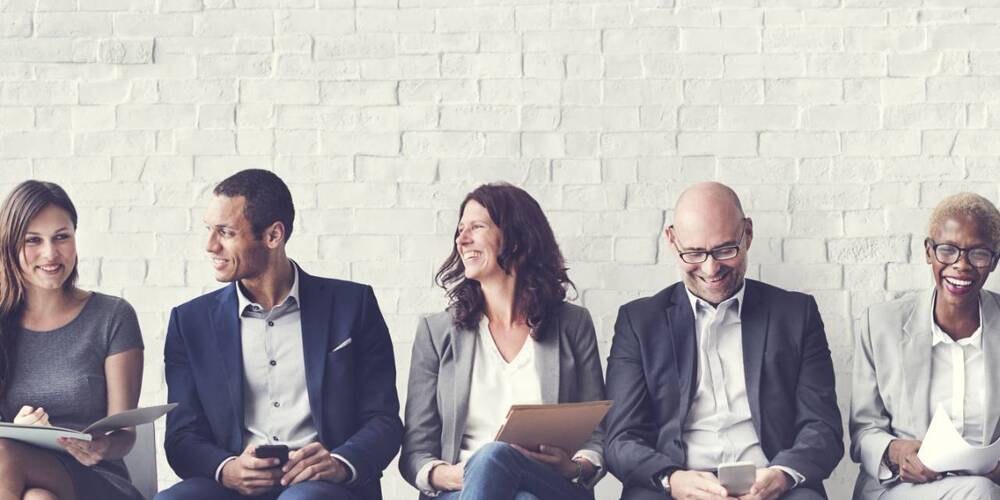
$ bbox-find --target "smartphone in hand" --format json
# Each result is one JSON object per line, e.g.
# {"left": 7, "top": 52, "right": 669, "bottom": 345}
{"left": 255, "top": 444, "right": 289, "bottom": 466}
{"left": 718, "top": 461, "right": 756, "bottom": 496}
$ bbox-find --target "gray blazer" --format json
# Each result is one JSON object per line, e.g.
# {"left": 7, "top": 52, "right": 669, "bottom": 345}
{"left": 850, "top": 288, "right": 1000, "bottom": 500}
{"left": 399, "top": 302, "right": 606, "bottom": 497}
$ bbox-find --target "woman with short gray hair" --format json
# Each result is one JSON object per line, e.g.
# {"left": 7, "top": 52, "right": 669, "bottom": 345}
{"left": 851, "top": 192, "right": 1000, "bottom": 499}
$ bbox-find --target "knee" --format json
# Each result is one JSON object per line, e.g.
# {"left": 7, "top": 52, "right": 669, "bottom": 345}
{"left": 954, "top": 476, "right": 1000, "bottom": 497}
{"left": 277, "top": 481, "right": 354, "bottom": 500}
{"left": 468, "top": 442, "right": 518, "bottom": 466}
{"left": 23, "top": 488, "right": 58, "bottom": 500}
{"left": 513, "top": 492, "right": 539, "bottom": 500}
{"left": 154, "top": 478, "right": 221, "bottom": 500}
{"left": 0, "top": 439, "right": 27, "bottom": 477}
{"left": 779, "top": 488, "right": 824, "bottom": 500}
{"left": 0, "top": 438, "right": 24, "bottom": 463}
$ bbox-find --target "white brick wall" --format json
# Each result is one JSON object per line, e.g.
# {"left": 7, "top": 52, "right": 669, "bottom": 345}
{"left": 2, "top": 1, "right": 1000, "bottom": 498}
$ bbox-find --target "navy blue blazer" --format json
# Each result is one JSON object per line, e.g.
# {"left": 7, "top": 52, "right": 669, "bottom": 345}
{"left": 163, "top": 268, "right": 403, "bottom": 499}
{"left": 604, "top": 279, "right": 844, "bottom": 499}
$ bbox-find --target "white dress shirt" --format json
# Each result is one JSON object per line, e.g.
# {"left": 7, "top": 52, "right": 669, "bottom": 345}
{"left": 215, "top": 263, "right": 356, "bottom": 483}
{"left": 928, "top": 299, "right": 985, "bottom": 444}
{"left": 678, "top": 284, "right": 804, "bottom": 486}
{"left": 415, "top": 317, "right": 604, "bottom": 496}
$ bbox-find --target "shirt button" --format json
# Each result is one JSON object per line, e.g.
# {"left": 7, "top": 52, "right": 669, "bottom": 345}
{"left": 273, "top": 402, "right": 280, "bottom": 408}
{"left": 269, "top": 360, "right": 277, "bottom": 366}
{"left": 268, "top": 321, "right": 274, "bottom": 327}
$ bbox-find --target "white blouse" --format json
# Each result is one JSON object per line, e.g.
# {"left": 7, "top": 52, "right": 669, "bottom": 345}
{"left": 459, "top": 317, "right": 543, "bottom": 462}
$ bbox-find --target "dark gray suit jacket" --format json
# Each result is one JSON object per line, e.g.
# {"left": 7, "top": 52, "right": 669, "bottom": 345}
{"left": 399, "top": 302, "right": 606, "bottom": 498}
{"left": 604, "top": 279, "right": 844, "bottom": 499}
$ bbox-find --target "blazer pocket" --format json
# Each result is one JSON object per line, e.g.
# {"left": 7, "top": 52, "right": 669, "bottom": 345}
{"left": 330, "top": 337, "right": 352, "bottom": 353}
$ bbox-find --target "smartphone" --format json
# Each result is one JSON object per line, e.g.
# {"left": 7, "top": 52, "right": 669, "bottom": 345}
{"left": 255, "top": 444, "right": 289, "bottom": 466}
{"left": 718, "top": 461, "right": 756, "bottom": 496}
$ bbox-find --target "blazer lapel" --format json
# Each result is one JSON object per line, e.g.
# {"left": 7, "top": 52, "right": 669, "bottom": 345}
{"left": 537, "top": 316, "right": 560, "bottom": 404}
{"left": 980, "top": 290, "right": 1000, "bottom": 444}
{"left": 665, "top": 285, "right": 698, "bottom": 409}
{"left": 451, "top": 322, "right": 476, "bottom": 459}
{"left": 211, "top": 284, "right": 245, "bottom": 446}
{"left": 902, "top": 289, "right": 934, "bottom": 434}
{"left": 740, "top": 281, "right": 768, "bottom": 439}
{"left": 298, "top": 270, "right": 332, "bottom": 439}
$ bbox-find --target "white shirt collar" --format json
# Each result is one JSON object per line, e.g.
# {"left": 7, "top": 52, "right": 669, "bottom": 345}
{"left": 930, "top": 291, "right": 984, "bottom": 349}
{"left": 236, "top": 261, "right": 301, "bottom": 313}
{"left": 685, "top": 280, "right": 746, "bottom": 320}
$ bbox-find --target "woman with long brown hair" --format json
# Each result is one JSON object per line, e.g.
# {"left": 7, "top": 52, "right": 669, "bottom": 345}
{"left": 0, "top": 181, "right": 144, "bottom": 500}
{"left": 400, "top": 183, "right": 606, "bottom": 500}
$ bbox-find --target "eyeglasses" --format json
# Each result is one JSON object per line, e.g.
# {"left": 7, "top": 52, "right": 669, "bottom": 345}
{"left": 670, "top": 221, "right": 748, "bottom": 265}
{"left": 926, "top": 239, "right": 998, "bottom": 269}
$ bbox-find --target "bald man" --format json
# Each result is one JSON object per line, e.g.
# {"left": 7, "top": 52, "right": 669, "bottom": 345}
{"left": 604, "top": 182, "right": 843, "bottom": 500}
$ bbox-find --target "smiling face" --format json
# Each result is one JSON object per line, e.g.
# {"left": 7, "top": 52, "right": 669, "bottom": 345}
{"left": 669, "top": 216, "right": 751, "bottom": 306}
{"left": 203, "top": 194, "right": 270, "bottom": 283}
{"left": 19, "top": 204, "right": 77, "bottom": 292}
{"left": 668, "top": 182, "right": 753, "bottom": 306}
{"left": 455, "top": 200, "right": 506, "bottom": 283}
{"left": 927, "top": 214, "right": 997, "bottom": 307}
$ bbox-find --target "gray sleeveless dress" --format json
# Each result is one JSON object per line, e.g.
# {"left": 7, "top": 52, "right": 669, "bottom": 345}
{"left": 0, "top": 292, "right": 144, "bottom": 500}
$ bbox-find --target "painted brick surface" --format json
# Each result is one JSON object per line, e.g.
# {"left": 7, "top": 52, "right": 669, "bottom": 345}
{"left": 2, "top": 1, "right": 1000, "bottom": 498}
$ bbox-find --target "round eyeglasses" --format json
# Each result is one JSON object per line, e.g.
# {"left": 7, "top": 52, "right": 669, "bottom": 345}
{"left": 926, "top": 239, "right": 998, "bottom": 269}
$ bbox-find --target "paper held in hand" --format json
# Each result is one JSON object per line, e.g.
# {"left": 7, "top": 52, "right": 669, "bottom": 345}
{"left": 494, "top": 400, "right": 612, "bottom": 453}
{"left": 917, "top": 404, "right": 1000, "bottom": 475}
{"left": 0, "top": 403, "right": 177, "bottom": 452}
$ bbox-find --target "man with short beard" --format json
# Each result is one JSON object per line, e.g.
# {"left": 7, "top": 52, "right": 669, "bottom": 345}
{"left": 604, "top": 182, "right": 843, "bottom": 500}
{"left": 156, "top": 169, "right": 402, "bottom": 500}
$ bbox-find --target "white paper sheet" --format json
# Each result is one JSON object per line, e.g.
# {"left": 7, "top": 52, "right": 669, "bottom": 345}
{"left": 917, "top": 405, "right": 1000, "bottom": 474}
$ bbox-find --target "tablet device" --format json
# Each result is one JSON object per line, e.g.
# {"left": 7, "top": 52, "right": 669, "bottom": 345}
{"left": 494, "top": 401, "right": 612, "bottom": 453}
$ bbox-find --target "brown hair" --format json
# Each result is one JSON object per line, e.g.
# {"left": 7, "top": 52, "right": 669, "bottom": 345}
{"left": 0, "top": 180, "right": 79, "bottom": 393}
{"left": 435, "top": 183, "right": 575, "bottom": 337}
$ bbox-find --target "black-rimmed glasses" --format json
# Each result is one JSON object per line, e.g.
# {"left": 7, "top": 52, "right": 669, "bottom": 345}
{"left": 670, "top": 221, "right": 748, "bottom": 264}
{"left": 926, "top": 238, "right": 998, "bottom": 269}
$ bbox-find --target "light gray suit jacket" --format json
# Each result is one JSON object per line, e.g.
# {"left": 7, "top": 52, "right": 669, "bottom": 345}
{"left": 850, "top": 288, "right": 1000, "bottom": 500}
{"left": 399, "top": 302, "right": 606, "bottom": 498}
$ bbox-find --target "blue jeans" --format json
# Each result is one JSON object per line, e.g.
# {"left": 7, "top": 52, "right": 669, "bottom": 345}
{"left": 437, "top": 442, "right": 593, "bottom": 500}
{"left": 153, "top": 477, "right": 359, "bottom": 500}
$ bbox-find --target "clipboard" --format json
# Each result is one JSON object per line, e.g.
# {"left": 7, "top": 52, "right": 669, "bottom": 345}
{"left": 494, "top": 400, "right": 611, "bottom": 453}
{"left": 0, "top": 403, "right": 177, "bottom": 451}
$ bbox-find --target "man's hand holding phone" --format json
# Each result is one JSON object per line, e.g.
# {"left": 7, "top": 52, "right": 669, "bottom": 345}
{"left": 718, "top": 461, "right": 756, "bottom": 496}
{"left": 220, "top": 444, "right": 285, "bottom": 495}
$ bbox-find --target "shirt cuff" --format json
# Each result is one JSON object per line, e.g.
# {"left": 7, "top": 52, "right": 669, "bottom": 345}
{"left": 330, "top": 453, "right": 357, "bottom": 485}
{"left": 215, "top": 456, "right": 238, "bottom": 483}
{"left": 878, "top": 446, "right": 900, "bottom": 483}
{"left": 769, "top": 465, "right": 805, "bottom": 488}
{"left": 416, "top": 460, "right": 449, "bottom": 497}
{"left": 572, "top": 449, "right": 605, "bottom": 488}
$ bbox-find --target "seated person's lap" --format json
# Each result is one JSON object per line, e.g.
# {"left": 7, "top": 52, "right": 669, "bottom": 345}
{"left": 155, "top": 477, "right": 359, "bottom": 500}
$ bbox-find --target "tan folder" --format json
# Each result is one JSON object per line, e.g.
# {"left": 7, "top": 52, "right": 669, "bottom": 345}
{"left": 494, "top": 400, "right": 612, "bottom": 453}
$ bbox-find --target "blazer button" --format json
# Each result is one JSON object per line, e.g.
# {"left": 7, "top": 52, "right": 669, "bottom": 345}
{"left": 270, "top": 360, "right": 277, "bottom": 366}
{"left": 273, "top": 402, "right": 280, "bottom": 408}
{"left": 268, "top": 321, "right": 274, "bottom": 327}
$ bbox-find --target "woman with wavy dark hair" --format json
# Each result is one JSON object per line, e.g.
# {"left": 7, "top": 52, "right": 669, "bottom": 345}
{"left": 400, "top": 183, "right": 606, "bottom": 500}
{"left": 0, "top": 181, "right": 144, "bottom": 500}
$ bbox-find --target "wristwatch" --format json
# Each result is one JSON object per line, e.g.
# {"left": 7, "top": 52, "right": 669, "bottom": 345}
{"left": 656, "top": 467, "right": 681, "bottom": 495}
